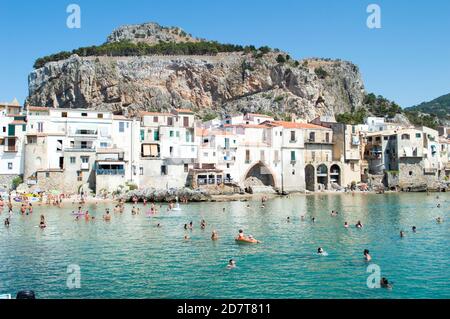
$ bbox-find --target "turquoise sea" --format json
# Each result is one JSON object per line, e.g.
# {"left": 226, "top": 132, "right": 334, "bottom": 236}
{"left": 0, "top": 193, "right": 449, "bottom": 299}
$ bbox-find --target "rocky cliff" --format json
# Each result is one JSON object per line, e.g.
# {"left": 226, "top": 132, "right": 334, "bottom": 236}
{"left": 26, "top": 23, "right": 366, "bottom": 120}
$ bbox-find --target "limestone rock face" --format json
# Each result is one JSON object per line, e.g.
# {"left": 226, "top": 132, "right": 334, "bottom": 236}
{"left": 107, "top": 22, "right": 199, "bottom": 45}
{"left": 26, "top": 24, "right": 366, "bottom": 121}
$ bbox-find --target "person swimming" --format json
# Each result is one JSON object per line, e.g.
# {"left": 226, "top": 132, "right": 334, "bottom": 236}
{"left": 317, "top": 247, "right": 328, "bottom": 256}
{"left": 400, "top": 231, "right": 405, "bottom": 238}
{"left": 364, "top": 249, "right": 371, "bottom": 262}
{"left": 103, "top": 209, "right": 111, "bottom": 221}
{"left": 39, "top": 215, "right": 46, "bottom": 229}
{"left": 311, "top": 217, "right": 316, "bottom": 223}
{"left": 436, "top": 217, "right": 443, "bottom": 223}
{"left": 211, "top": 230, "right": 219, "bottom": 240}
{"left": 227, "top": 259, "right": 236, "bottom": 269}
{"left": 344, "top": 222, "right": 349, "bottom": 228}
{"left": 4, "top": 218, "right": 10, "bottom": 227}
{"left": 380, "top": 277, "right": 393, "bottom": 289}
{"left": 184, "top": 224, "right": 188, "bottom": 230}
{"left": 287, "top": 217, "right": 291, "bottom": 223}
{"left": 356, "top": 221, "right": 363, "bottom": 228}
{"left": 412, "top": 226, "right": 417, "bottom": 233}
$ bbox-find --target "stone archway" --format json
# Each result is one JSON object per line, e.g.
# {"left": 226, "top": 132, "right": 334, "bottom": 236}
{"left": 244, "top": 162, "right": 275, "bottom": 187}
{"left": 317, "top": 164, "right": 328, "bottom": 190}
{"left": 330, "top": 164, "right": 341, "bottom": 186}
{"left": 305, "top": 164, "right": 315, "bottom": 191}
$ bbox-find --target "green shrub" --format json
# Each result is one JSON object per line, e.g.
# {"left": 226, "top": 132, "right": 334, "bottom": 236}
{"left": 11, "top": 176, "right": 23, "bottom": 190}
{"left": 276, "top": 54, "right": 286, "bottom": 63}
{"left": 314, "top": 67, "right": 328, "bottom": 79}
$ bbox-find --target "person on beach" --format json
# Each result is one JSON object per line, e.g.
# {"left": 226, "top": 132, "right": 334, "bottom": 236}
{"left": 211, "top": 230, "right": 219, "bottom": 240}
{"left": 364, "top": 249, "right": 371, "bottom": 261}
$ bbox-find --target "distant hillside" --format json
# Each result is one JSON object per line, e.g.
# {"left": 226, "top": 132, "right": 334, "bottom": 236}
{"left": 406, "top": 93, "right": 450, "bottom": 120}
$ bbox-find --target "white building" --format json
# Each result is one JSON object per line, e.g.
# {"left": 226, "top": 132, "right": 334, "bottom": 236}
{"left": 0, "top": 103, "right": 26, "bottom": 188}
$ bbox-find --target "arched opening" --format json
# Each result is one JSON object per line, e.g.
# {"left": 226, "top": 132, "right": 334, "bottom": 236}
{"left": 330, "top": 164, "right": 341, "bottom": 186}
{"left": 245, "top": 162, "right": 275, "bottom": 187}
{"left": 317, "top": 164, "right": 328, "bottom": 190}
{"left": 305, "top": 165, "right": 315, "bottom": 191}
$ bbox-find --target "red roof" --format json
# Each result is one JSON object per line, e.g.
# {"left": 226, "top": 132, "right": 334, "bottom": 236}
{"left": 27, "top": 106, "right": 49, "bottom": 112}
{"left": 174, "top": 108, "right": 194, "bottom": 114}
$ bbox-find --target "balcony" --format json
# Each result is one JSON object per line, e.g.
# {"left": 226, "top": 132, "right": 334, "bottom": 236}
{"left": 96, "top": 169, "right": 125, "bottom": 176}
{"left": 80, "top": 163, "right": 90, "bottom": 170}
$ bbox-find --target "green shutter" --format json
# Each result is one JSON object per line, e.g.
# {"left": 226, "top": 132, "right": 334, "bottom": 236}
{"left": 8, "top": 125, "right": 15, "bottom": 136}
{"left": 291, "top": 151, "right": 296, "bottom": 161}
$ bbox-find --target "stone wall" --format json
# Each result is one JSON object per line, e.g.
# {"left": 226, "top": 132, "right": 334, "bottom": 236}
{"left": 0, "top": 174, "right": 20, "bottom": 190}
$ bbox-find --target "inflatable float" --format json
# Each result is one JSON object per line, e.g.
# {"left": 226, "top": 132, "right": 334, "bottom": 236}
{"left": 235, "top": 237, "right": 260, "bottom": 244}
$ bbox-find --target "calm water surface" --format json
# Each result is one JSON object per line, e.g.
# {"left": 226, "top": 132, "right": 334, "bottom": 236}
{"left": 0, "top": 193, "right": 449, "bottom": 299}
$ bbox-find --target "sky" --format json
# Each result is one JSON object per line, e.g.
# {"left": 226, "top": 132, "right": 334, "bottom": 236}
{"left": 0, "top": 0, "right": 449, "bottom": 108}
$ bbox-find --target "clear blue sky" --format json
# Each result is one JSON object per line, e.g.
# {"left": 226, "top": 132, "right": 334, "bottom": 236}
{"left": 0, "top": 0, "right": 449, "bottom": 107}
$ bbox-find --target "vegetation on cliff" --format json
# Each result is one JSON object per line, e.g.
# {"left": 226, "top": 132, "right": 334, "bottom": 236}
{"left": 33, "top": 40, "right": 272, "bottom": 69}
{"left": 406, "top": 93, "right": 450, "bottom": 121}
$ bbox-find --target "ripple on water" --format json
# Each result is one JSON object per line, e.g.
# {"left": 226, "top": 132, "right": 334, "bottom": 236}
{"left": 0, "top": 193, "right": 449, "bottom": 299}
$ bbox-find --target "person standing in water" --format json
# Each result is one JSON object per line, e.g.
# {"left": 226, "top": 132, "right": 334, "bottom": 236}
{"left": 227, "top": 259, "right": 236, "bottom": 269}
{"left": 211, "top": 230, "right": 219, "bottom": 241}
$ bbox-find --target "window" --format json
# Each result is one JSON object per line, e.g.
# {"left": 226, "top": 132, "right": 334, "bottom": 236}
{"left": 375, "top": 137, "right": 381, "bottom": 142}
{"left": 384, "top": 136, "right": 388, "bottom": 140}
{"left": 352, "top": 126, "right": 356, "bottom": 134}
{"left": 409, "top": 171, "right": 413, "bottom": 176}
{"left": 119, "top": 122, "right": 125, "bottom": 132}
{"left": 81, "top": 113, "right": 88, "bottom": 117}
{"left": 100, "top": 142, "right": 108, "bottom": 148}
{"left": 7, "top": 162, "right": 12, "bottom": 170}
{"left": 245, "top": 150, "right": 251, "bottom": 163}
{"left": 140, "top": 167, "right": 144, "bottom": 175}
{"left": 170, "top": 146, "right": 174, "bottom": 155}
{"left": 350, "top": 162, "right": 355, "bottom": 171}
{"left": 184, "top": 164, "right": 189, "bottom": 173}
{"left": 57, "top": 139, "right": 63, "bottom": 151}
{"left": 161, "top": 165, "right": 167, "bottom": 175}
{"left": 70, "top": 157, "right": 76, "bottom": 164}
{"left": 153, "top": 130, "right": 159, "bottom": 141}
{"left": 203, "top": 152, "right": 208, "bottom": 157}
{"left": 368, "top": 137, "right": 373, "bottom": 142}
{"left": 260, "top": 150, "right": 265, "bottom": 162}
{"left": 27, "top": 136, "right": 37, "bottom": 144}
{"left": 309, "top": 132, "right": 315, "bottom": 142}
{"left": 97, "top": 113, "right": 103, "bottom": 119}
{"left": 77, "top": 171, "right": 82, "bottom": 181}
{"left": 2, "top": 127, "right": 5, "bottom": 133}
{"left": 140, "top": 129, "right": 145, "bottom": 141}
{"left": 401, "top": 134, "right": 410, "bottom": 140}
{"left": 183, "top": 117, "right": 189, "bottom": 127}
{"left": 62, "top": 112, "right": 67, "bottom": 118}
{"left": 416, "top": 133, "right": 421, "bottom": 138}
{"left": 46, "top": 172, "right": 50, "bottom": 178}
{"left": 176, "top": 131, "right": 180, "bottom": 138}
{"left": 290, "top": 131, "right": 296, "bottom": 142}
{"left": 81, "top": 141, "right": 87, "bottom": 149}
{"left": 168, "top": 117, "right": 173, "bottom": 126}
{"left": 325, "top": 133, "right": 330, "bottom": 143}
{"left": 291, "top": 151, "right": 296, "bottom": 162}
{"left": 37, "top": 122, "right": 44, "bottom": 133}
{"left": 81, "top": 156, "right": 89, "bottom": 163}
{"left": 227, "top": 164, "right": 230, "bottom": 169}
{"left": 153, "top": 116, "right": 158, "bottom": 123}
{"left": 292, "top": 170, "right": 296, "bottom": 175}
{"left": 274, "top": 150, "right": 279, "bottom": 162}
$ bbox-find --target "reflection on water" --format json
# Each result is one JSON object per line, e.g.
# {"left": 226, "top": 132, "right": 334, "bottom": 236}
{"left": 0, "top": 193, "right": 448, "bottom": 299}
